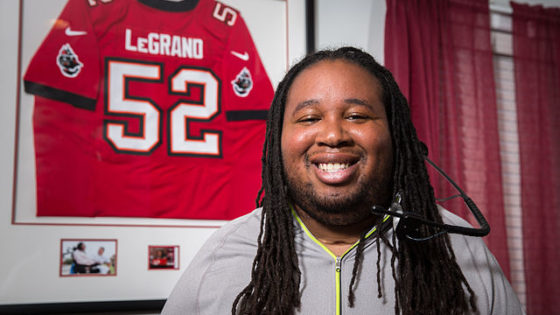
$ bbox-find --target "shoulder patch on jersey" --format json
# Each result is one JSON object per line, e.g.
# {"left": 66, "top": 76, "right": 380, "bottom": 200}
{"left": 57, "top": 44, "right": 83, "bottom": 78}
{"left": 231, "top": 67, "right": 253, "bottom": 97}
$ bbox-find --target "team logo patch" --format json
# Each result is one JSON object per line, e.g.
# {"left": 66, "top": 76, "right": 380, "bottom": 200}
{"left": 231, "top": 67, "right": 253, "bottom": 97}
{"left": 57, "top": 43, "right": 83, "bottom": 78}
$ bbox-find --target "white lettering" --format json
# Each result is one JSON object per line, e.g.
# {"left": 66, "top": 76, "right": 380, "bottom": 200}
{"left": 137, "top": 37, "right": 148, "bottom": 53}
{"left": 148, "top": 33, "right": 159, "bottom": 54}
{"left": 182, "top": 37, "right": 192, "bottom": 58}
{"left": 160, "top": 34, "right": 171, "bottom": 56}
{"left": 194, "top": 39, "right": 203, "bottom": 59}
{"left": 125, "top": 29, "right": 137, "bottom": 51}
{"left": 171, "top": 36, "right": 182, "bottom": 57}
{"left": 124, "top": 28, "right": 203, "bottom": 60}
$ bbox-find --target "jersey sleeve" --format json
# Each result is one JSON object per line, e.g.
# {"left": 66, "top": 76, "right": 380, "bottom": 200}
{"left": 222, "top": 9, "right": 274, "bottom": 121}
{"left": 23, "top": 0, "right": 100, "bottom": 111}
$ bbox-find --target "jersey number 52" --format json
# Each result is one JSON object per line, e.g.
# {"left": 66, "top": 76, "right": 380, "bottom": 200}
{"left": 104, "top": 59, "right": 222, "bottom": 158}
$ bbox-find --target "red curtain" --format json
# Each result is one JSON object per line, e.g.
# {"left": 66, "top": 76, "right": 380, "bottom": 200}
{"left": 385, "top": 0, "right": 511, "bottom": 277}
{"left": 511, "top": 3, "right": 560, "bottom": 314}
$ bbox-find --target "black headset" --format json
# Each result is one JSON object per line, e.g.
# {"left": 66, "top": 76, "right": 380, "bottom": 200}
{"left": 371, "top": 143, "right": 491, "bottom": 242}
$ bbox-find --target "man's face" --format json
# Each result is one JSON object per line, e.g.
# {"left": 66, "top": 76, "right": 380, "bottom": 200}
{"left": 281, "top": 60, "right": 393, "bottom": 227}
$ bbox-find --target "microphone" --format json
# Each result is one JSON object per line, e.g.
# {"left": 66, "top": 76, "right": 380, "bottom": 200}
{"left": 372, "top": 192, "right": 446, "bottom": 241}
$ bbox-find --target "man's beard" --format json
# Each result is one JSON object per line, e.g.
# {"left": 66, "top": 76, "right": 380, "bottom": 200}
{"left": 285, "top": 172, "right": 392, "bottom": 227}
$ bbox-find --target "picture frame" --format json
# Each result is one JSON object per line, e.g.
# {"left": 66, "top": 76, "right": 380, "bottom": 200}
{"left": 12, "top": 0, "right": 291, "bottom": 228}
{"left": 60, "top": 239, "right": 118, "bottom": 277}
{"left": 0, "top": 0, "right": 306, "bottom": 312}
{"left": 148, "top": 245, "right": 180, "bottom": 270}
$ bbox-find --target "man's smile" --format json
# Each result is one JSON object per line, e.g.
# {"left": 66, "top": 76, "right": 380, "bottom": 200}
{"left": 317, "top": 162, "right": 351, "bottom": 172}
{"left": 307, "top": 152, "right": 361, "bottom": 185}
{"left": 313, "top": 162, "right": 359, "bottom": 184}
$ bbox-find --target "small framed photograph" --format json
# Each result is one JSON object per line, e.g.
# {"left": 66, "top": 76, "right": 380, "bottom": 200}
{"left": 148, "top": 245, "right": 179, "bottom": 270}
{"left": 60, "top": 239, "right": 117, "bottom": 277}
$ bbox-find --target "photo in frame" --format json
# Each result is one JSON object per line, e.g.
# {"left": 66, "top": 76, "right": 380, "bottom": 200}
{"left": 60, "top": 239, "right": 117, "bottom": 277}
{"left": 148, "top": 245, "right": 180, "bottom": 270}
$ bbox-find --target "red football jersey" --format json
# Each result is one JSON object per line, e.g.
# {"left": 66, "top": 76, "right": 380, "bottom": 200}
{"left": 23, "top": 0, "right": 273, "bottom": 220}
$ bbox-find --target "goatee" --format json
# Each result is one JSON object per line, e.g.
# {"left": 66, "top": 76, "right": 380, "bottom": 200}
{"left": 285, "top": 175, "right": 391, "bottom": 227}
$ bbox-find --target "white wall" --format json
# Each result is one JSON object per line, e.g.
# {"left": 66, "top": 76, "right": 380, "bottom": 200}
{"left": 316, "top": 0, "right": 387, "bottom": 64}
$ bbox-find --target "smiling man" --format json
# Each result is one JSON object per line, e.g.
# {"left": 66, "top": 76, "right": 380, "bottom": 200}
{"left": 281, "top": 59, "right": 393, "bottom": 243}
{"left": 163, "top": 47, "right": 523, "bottom": 315}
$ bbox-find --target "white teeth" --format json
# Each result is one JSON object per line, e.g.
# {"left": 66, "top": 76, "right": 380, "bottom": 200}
{"left": 318, "top": 163, "right": 350, "bottom": 172}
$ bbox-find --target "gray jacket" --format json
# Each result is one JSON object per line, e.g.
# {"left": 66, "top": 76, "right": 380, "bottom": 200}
{"left": 162, "top": 207, "right": 524, "bottom": 314}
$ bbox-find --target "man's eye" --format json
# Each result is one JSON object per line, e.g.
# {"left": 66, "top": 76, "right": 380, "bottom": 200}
{"left": 298, "top": 116, "right": 320, "bottom": 123}
{"left": 347, "top": 114, "right": 367, "bottom": 120}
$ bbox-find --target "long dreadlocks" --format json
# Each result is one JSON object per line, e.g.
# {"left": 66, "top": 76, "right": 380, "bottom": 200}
{"left": 232, "top": 47, "right": 477, "bottom": 315}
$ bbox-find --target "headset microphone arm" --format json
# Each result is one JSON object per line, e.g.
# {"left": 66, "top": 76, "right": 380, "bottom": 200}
{"left": 425, "top": 157, "right": 490, "bottom": 237}
{"left": 372, "top": 156, "right": 490, "bottom": 240}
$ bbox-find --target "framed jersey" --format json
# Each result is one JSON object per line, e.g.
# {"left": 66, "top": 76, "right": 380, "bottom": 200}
{"left": 15, "top": 0, "right": 286, "bottom": 223}
{"left": 3, "top": 0, "right": 302, "bottom": 311}
{"left": 1, "top": 0, "right": 310, "bottom": 311}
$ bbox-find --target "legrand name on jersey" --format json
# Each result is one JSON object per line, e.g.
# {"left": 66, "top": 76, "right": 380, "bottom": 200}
{"left": 124, "top": 28, "right": 203, "bottom": 59}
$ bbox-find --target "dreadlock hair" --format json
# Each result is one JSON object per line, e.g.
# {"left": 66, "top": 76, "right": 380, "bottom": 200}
{"left": 232, "top": 47, "right": 477, "bottom": 315}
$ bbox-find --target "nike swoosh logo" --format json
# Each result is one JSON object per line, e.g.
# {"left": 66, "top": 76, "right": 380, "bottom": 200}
{"left": 231, "top": 51, "right": 249, "bottom": 61}
{"left": 65, "top": 27, "right": 87, "bottom": 36}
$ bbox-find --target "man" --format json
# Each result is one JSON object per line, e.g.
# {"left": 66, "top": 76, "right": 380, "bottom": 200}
{"left": 72, "top": 242, "right": 99, "bottom": 274}
{"left": 163, "top": 47, "right": 523, "bottom": 314}
{"left": 93, "top": 246, "right": 112, "bottom": 274}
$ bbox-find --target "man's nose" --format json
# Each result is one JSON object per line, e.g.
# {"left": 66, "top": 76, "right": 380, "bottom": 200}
{"left": 316, "top": 117, "right": 352, "bottom": 147}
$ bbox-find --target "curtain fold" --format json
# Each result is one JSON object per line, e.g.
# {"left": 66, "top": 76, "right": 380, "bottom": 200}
{"left": 385, "top": 0, "right": 511, "bottom": 277}
{"left": 511, "top": 3, "right": 560, "bottom": 314}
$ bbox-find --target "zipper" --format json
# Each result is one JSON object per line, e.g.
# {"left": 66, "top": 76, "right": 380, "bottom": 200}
{"left": 335, "top": 256, "right": 342, "bottom": 315}
{"left": 291, "top": 207, "right": 391, "bottom": 315}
